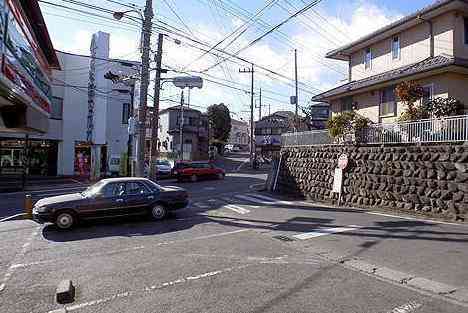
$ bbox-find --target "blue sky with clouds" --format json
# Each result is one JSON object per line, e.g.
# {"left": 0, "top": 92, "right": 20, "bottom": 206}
{"left": 39, "top": 0, "right": 437, "bottom": 121}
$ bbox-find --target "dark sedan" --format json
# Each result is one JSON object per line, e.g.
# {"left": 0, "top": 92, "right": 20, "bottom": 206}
{"left": 33, "top": 177, "right": 189, "bottom": 230}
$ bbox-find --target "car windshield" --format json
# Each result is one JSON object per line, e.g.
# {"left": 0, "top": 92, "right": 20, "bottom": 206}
{"left": 81, "top": 181, "right": 105, "bottom": 197}
{"left": 157, "top": 160, "right": 170, "bottom": 166}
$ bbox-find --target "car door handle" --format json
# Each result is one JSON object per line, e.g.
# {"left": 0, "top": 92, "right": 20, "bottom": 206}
{"left": 116, "top": 198, "right": 124, "bottom": 203}
{"left": 147, "top": 196, "right": 154, "bottom": 200}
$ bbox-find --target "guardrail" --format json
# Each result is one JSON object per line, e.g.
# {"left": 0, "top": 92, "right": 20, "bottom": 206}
{"left": 281, "top": 115, "right": 468, "bottom": 147}
{"left": 281, "top": 130, "right": 333, "bottom": 147}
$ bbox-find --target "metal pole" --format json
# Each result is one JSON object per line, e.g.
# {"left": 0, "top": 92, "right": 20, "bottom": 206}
{"left": 135, "top": 0, "right": 153, "bottom": 177}
{"left": 179, "top": 90, "right": 185, "bottom": 160}
{"left": 259, "top": 88, "right": 262, "bottom": 120}
{"left": 149, "top": 33, "right": 164, "bottom": 180}
{"left": 250, "top": 64, "right": 254, "bottom": 168}
{"left": 127, "top": 84, "right": 135, "bottom": 176}
{"left": 21, "top": 133, "right": 29, "bottom": 190}
{"left": 294, "top": 49, "right": 298, "bottom": 119}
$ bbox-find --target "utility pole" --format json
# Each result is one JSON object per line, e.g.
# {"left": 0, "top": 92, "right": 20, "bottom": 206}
{"left": 135, "top": 0, "right": 153, "bottom": 177}
{"left": 149, "top": 33, "right": 164, "bottom": 180}
{"left": 294, "top": 49, "right": 298, "bottom": 119}
{"left": 179, "top": 90, "right": 185, "bottom": 160}
{"left": 259, "top": 88, "right": 262, "bottom": 120}
{"left": 239, "top": 64, "right": 254, "bottom": 167}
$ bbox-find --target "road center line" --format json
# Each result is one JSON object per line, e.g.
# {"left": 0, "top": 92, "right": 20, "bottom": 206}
{"left": 293, "top": 226, "right": 362, "bottom": 240}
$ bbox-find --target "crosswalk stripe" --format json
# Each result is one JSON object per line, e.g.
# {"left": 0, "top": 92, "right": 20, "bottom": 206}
{"left": 293, "top": 225, "right": 362, "bottom": 240}
{"left": 247, "top": 193, "right": 293, "bottom": 204}
{"left": 223, "top": 204, "right": 250, "bottom": 214}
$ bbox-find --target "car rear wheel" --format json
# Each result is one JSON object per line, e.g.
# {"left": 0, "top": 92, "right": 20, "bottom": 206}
{"left": 151, "top": 204, "right": 167, "bottom": 220}
{"left": 55, "top": 211, "right": 76, "bottom": 230}
{"left": 190, "top": 174, "right": 198, "bottom": 182}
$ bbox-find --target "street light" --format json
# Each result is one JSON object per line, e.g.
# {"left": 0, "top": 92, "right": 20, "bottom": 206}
{"left": 112, "top": 9, "right": 144, "bottom": 21}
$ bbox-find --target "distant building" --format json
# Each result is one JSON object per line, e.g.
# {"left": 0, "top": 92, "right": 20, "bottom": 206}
{"left": 307, "top": 102, "right": 330, "bottom": 130}
{"left": 227, "top": 119, "right": 249, "bottom": 149}
{"left": 156, "top": 105, "right": 209, "bottom": 160}
{"left": 1, "top": 31, "right": 139, "bottom": 178}
{"left": 254, "top": 111, "right": 300, "bottom": 156}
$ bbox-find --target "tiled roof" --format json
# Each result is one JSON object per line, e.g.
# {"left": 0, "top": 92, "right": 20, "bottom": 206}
{"left": 312, "top": 55, "right": 468, "bottom": 101}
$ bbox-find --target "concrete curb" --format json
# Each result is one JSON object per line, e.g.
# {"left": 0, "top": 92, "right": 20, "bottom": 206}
{"left": 0, "top": 213, "right": 27, "bottom": 223}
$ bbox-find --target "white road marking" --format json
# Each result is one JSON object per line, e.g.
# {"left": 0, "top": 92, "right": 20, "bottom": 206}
{"left": 0, "top": 227, "right": 40, "bottom": 292}
{"left": 203, "top": 187, "right": 216, "bottom": 191}
{"left": 235, "top": 159, "right": 249, "bottom": 172}
{"left": 192, "top": 202, "right": 211, "bottom": 209}
{"left": 366, "top": 212, "right": 463, "bottom": 226}
{"left": 155, "top": 229, "right": 249, "bottom": 246}
{"left": 385, "top": 301, "right": 422, "bottom": 313}
{"left": 10, "top": 246, "right": 146, "bottom": 270}
{"left": 293, "top": 225, "right": 362, "bottom": 240}
{"left": 57, "top": 264, "right": 251, "bottom": 312}
{"left": 223, "top": 204, "right": 250, "bottom": 214}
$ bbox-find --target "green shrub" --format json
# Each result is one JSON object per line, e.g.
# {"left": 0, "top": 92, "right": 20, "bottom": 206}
{"left": 327, "top": 111, "right": 371, "bottom": 142}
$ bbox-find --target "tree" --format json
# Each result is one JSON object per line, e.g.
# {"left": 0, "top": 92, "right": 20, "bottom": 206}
{"left": 207, "top": 103, "right": 232, "bottom": 154}
{"left": 395, "top": 81, "right": 427, "bottom": 121}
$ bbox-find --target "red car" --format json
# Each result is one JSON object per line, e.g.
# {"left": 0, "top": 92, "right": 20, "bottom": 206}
{"left": 172, "top": 161, "right": 225, "bottom": 182}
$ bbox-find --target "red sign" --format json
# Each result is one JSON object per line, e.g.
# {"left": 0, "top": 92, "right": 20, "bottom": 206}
{"left": 338, "top": 154, "right": 348, "bottom": 169}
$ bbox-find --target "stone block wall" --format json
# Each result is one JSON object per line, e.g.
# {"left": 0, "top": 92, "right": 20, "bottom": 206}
{"left": 277, "top": 144, "right": 468, "bottom": 220}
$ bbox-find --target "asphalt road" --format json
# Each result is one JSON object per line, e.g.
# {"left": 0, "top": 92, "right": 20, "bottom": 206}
{"left": 1, "top": 153, "right": 468, "bottom": 312}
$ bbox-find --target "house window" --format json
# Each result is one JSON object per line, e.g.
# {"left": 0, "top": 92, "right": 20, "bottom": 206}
{"left": 380, "top": 86, "right": 396, "bottom": 116}
{"left": 122, "top": 103, "right": 130, "bottom": 124}
{"left": 392, "top": 36, "right": 400, "bottom": 60}
{"left": 341, "top": 96, "right": 353, "bottom": 112}
{"left": 364, "top": 47, "right": 372, "bottom": 69}
{"left": 50, "top": 97, "right": 63, "bottom": 120}
{"left": 464, "top": 17, "right": 468, "bottom": 45}
{"left": 421, "top": 85, "right": 433, "bottom": 105}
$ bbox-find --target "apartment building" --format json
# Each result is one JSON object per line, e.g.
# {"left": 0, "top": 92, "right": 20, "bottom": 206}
{"left": 227, "top": 119, "right": 249, "bottom": 150}
{"left": 157, "top": 106, "right": 209, "bottom": 160}
{"left": 313, "top": 0, "right": 468, "bottom": 123}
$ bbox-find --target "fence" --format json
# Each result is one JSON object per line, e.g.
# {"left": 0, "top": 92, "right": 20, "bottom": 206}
{"left": 281, "top": 130, "right": 332, "bottom": 147}
{"left": 281, "top": 115, "right": 468, "bottom": 147}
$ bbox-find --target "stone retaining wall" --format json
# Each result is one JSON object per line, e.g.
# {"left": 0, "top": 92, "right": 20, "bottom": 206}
{"left": 277, "top": 144, "right": 468, "bottom": 221}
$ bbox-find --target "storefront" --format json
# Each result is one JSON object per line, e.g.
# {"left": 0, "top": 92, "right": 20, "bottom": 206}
{"left": 0, "top": 137, "right": 58, "bottom": 176}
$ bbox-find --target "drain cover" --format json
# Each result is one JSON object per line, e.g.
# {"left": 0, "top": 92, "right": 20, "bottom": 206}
{"left": 273, "top": 235, "right": 295, "bottom": 242}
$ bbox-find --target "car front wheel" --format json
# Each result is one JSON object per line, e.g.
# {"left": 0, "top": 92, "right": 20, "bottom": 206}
{"left": 151, "top": 204, "right": 167, "bottom": 220}
{"left": 55, "top": 211, "right": 75, "bottom": 230}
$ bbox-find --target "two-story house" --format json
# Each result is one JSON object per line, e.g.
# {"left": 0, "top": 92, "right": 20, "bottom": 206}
{"left": 312, "top": 0, "right": 468, "bottom": 123}
{"left": 227, "top": 119, "right": 249, "bottom": 150}
{"left": 157, "top": 105, "right": 209, "bottom": 160}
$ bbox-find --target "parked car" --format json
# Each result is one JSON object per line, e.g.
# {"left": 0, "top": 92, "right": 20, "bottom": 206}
{"left": 32, "top": 177, "right": 189, "bottom": 230}
{"left": 172, "top": 161, "right": 225, "bottom": 182}
{"left": 156, "top": 159, "right": 172, "bottom": 178}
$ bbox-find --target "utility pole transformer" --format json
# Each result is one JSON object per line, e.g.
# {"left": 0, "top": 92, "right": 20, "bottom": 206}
{"left": 149, "top": 33, "right": 164, "bottom": 180}
{"left": 239, "top": 64, "right": 255, "bottom": 167}
{"left": 135, "top": 0, "right": 153, "bottom": 177}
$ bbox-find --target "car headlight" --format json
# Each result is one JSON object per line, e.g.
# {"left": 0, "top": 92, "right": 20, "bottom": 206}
{"left": 33, "top": 206, "right": 48, "bottom": 213}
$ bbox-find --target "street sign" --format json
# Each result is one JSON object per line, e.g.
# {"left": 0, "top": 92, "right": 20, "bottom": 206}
{"left": 332, "top": 168, "right": 343, "bottom": 193}
{"left": 338, "top": 153, "right": 348, "bottom": 169}
{"left": 172, "top": 76, "right": 203, "bottom": 89}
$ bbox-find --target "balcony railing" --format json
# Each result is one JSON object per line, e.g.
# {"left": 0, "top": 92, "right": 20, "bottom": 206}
{"left": 281, "top": 115, "right": 468, "bottom": 147}
{"left": 363, "top": 115, "right": 468, "bottom": 144}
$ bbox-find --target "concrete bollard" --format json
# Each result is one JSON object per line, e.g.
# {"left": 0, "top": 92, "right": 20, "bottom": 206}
{"left": 24, "top": 194, "right": 32, "bottom": 219}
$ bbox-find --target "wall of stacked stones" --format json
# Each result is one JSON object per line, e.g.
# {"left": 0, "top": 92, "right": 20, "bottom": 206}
{"left": 277, "top": 144, "right": 468, "bottom": 220}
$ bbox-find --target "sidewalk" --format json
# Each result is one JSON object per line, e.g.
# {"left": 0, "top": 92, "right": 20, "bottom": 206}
{"left": 0, "top": 175, "right": 88, "bottom": 193}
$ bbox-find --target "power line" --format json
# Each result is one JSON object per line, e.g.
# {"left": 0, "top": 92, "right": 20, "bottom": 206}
{"left": 182, "top": 0, "right": 279, "bottom": 71}
{"left": 41, "top": 0, "right": 324, "bottom": 95}
{"left": 201, "top": 0, "right": 324, "bottom": 72}
{"left": 161, "top": 0, "right": 196, "bottom": 37}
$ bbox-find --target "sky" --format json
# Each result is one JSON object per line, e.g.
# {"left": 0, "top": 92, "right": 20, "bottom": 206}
{"left": 39, "top": 0, "right": 437, "bottom": 122}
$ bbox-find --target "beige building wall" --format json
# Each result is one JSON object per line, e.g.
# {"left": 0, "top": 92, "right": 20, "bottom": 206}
{"left": 350, "top": 12, "right": 456, "bottom": 81}
{"left": 329, "top": 71, "right": 468, "bottom": 124}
